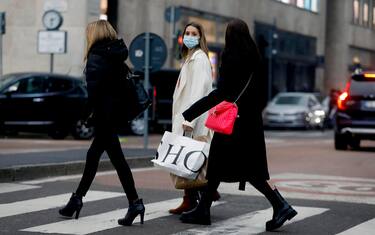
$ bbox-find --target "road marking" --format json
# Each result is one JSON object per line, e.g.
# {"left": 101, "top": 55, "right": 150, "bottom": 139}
{"left": 21, "top": 199, "right": 225, "bottom": 235}
{"left": 21, "top": 167, "right": 158, "bottom": 185}
{"left": 0, "top": 183, "right": 40, "bottom": 194}
{"left": 0, "top": 190, "right": 123, "bottom": 219}
{"left": 175, "top": 206, "right": 328, "bottom": 235}
{"left": 218, "top": 173, "right": 375, "bottom": 205}
{"left": 336, "top": 218, "right": 375, "bottom": 235}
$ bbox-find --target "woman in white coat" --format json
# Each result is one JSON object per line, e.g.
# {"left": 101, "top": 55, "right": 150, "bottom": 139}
{"left": 169, "top": 22, "right": 220, "bottom": 215}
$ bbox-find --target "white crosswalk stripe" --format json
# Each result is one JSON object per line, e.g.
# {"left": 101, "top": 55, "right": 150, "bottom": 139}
{"left": 21, "top": 199, "right": 225, "bottom": 235}
{"left": 0, "top": 183, "right": 40, "bottom": 194}
{"left": 336, "top": 218, "right": 375, "bottom": 235}
{"left": 0, "top": 190, "right": 123, "bottom": 219}
{"left": 175, "top": 206, "right": 328, "bottom": 235}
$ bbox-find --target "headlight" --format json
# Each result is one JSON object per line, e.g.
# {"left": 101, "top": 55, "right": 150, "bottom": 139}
{"left": 313, "top": 110, "right": 325, "bottom": 116}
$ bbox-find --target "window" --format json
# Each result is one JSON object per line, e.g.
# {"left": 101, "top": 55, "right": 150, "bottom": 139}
{"left": 353, "top": 0, "right": 375, "bottom": 27}
{"left": 297, "top": 0, "right": 304, "bottom": 8}
{"left": 279, "top": 0, "right": 319, "bottom": 12}
{"left": 46, "top": 78, "right": 73, "bottom": 92}
{"left": 14, "top": 77, "right": 46, "bottom": 94}
{"left": 353, "top": 0, "right": 360, "bottom": 24}
{"left": 311, "top": 0, "right": 319, "bottom": 12}
{"left": 363, "top": 0, "right": 369, "bottom": 26}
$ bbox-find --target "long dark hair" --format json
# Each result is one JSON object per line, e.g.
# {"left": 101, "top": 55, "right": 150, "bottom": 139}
{"left": 181, "top": 22, "right": 209, "bottom": 59}
{"left": 222, "top": 19, "right": 261, "bottom": 63}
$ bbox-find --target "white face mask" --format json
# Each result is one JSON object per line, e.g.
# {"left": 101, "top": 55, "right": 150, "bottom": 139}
{"left": 183, "top": 36, "right": 200, "bottom": 49}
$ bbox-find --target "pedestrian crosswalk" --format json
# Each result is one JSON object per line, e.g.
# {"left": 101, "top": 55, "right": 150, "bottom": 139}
{"left": 0, "top": 182, "right": 374, "bottom": 235}
{"left": 176, "top": 206, "right": 328, "bottom": 235}
{"left": 0, "top": 191, "right": 123, "bottom": 219}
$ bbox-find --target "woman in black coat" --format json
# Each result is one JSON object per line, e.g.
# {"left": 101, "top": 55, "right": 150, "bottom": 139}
{"left": 180, "top": 19, "right": 297, "bottom": 231}
{"left": 58, "top": 20, "right": 144, "bottom": 226}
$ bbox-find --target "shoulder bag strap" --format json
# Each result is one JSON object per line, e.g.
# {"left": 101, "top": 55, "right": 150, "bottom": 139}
{"left": 234, "top": 72, "right": 254, "bottom": 104}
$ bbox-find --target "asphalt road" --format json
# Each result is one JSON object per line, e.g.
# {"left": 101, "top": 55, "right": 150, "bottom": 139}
{"left": 1, "top": 130, "right": 375, "bottom": 234}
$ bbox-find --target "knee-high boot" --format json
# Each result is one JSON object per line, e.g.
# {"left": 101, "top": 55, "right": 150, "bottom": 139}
{"left": 266, "top": 188, "right": 297, "bottom": 231}
{"left": 179, "top": 191, "right": 212, "bottom": 225}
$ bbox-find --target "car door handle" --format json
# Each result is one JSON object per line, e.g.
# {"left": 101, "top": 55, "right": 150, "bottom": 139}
{"left": 33, "top": 98, "right": 44, "bottom": 102}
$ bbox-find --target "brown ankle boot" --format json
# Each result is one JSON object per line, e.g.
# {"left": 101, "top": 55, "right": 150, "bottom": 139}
{"left": 169, "top": 195, "right": 198, "bottom": 215}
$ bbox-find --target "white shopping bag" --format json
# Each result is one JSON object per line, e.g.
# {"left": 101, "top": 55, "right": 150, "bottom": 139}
{"left": 152, "top": 131, "right": 210, "bottom": 180}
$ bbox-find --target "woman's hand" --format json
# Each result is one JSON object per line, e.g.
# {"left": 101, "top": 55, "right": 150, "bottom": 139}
{"left": 182, "top": 124, "right": 194, "bottom": 132}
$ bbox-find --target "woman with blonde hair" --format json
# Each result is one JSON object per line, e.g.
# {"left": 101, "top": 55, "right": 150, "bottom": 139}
{"left": 58, "top": 20, "right": 145, "bottom": 226}
{"left": 169, "top": 22, "right": 220, "bottom": 215}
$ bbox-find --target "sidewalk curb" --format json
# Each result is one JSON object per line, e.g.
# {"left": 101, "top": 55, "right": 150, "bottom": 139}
{"left": 0, "top": 156, "right": 154, "bottom": 182}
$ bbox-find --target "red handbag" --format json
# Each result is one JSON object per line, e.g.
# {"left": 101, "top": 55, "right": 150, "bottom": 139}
{"left": 205, "top": 73, "right": 253, "bottom": 135}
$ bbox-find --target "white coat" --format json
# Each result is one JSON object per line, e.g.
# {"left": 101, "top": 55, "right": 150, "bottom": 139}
{"left": 172, "top": 49, "right": 213, "bottom": 139}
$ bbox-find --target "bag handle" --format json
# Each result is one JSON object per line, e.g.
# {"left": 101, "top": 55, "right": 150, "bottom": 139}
{"left": 234, "top": 72, "right": 254, "bottom": 104}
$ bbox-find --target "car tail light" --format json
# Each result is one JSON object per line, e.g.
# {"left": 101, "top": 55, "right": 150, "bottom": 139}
{"left": 337, "top": 92, "right": 348, "bottom": 110}
{"left": 364, "top": 73, "right": 375, "bottom": 78}
{"left": 337, "top": 82, "right": 350, "bottom": 110}
{"left": 153, "top": 86, "right": 157, "bottom": 97}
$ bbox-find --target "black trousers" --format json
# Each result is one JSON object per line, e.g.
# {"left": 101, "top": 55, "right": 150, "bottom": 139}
{"left": 75, "top": 126, "right": 138, "bottom": 202}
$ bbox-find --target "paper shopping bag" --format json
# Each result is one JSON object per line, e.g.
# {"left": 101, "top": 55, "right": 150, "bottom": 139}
{"left": 152, "top": 131, "right": 210, "bottom": 180}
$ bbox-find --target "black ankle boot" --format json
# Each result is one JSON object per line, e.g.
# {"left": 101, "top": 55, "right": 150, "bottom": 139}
{"left": 180, "top": 191, "right": 212, "bottom": 225}
{"left": 118, "top": 198, "right": 145, "bottom": 226}
{"left": 266, "top": 189, "right": 297, "bottom": 231}
{"left": 59, "top": 193, "right": 83, "bottom": 219}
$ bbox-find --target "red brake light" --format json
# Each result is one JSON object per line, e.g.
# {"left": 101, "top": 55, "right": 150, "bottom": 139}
{"left": 337, "top": 91, "right": 348, "bottom": 110}
{"left": 153, "top": 87, "right": 157, "bottom": 97}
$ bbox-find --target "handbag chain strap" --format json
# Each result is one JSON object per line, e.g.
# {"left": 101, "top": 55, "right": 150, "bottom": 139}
{"left": 233, "top": 72, "right": 254, "bottom": 104}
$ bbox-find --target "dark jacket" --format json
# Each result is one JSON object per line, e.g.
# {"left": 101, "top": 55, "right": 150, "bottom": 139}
{"left": 85, "top": 38, "right": 128, "bottom": 130}
{"left": 183, "top": 53, "right": 270, "bottom": 184}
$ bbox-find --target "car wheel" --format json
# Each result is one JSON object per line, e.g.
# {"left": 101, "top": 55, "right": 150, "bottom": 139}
{"left": 334, "top": 132, "right": 347, "bottom": 150}
{"left": 72, "top": 120, "right": 95, "bottom": 140}
{"left": 130, "top": 118, "right": 145, "bottom": 136}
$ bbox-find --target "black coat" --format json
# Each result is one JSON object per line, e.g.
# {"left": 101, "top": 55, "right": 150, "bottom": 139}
{"left": 183, "top": 53, "right": 270, "bottom": 184}
{"left": 85, "top": 39, "right": 128, "bottom": 130}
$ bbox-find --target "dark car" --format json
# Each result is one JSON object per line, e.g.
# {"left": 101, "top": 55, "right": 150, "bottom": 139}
{"left": 334, "top": 71, "right": 375, "bottom": 150}
{"left": 0, "top": 72, "right": 94, "bottom": 139}
{"left": 129, "top": 69, "right": 179, "bottom": 135}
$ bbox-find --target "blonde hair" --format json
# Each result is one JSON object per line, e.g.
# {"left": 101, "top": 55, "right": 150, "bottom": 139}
{"left": 84, "top": 20, "right": 117, "bottom": 61}
{"left": 181, "top": 22, "right": 209, "bottom": 59}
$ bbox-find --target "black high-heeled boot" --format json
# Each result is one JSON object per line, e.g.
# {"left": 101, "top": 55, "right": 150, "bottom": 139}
{"left": 59, "top": 193, "right": 83, "bottom": 219}
{"left": 180, "top": 191, "right": 212, "bottom": 225}
{"left": 266, "top": 189, "right": 297, "bottom": 231}
{"left": 118, "top": 198, "right": 145, "bottom": 226}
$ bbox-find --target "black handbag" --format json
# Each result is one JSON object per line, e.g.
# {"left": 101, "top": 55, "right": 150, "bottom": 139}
{"left": 122, "top": 64, "right": 152, "bottom": 122}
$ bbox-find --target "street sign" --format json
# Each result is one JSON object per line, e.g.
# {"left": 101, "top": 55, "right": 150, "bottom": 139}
{"left": 164, "top": 6, "right": 181, "bottom": 23}
{"left": 129, "top": 32, "right": 167, "bottom": 72}
{"left": 37, "top": 31, "right": 67, "bottom": 54}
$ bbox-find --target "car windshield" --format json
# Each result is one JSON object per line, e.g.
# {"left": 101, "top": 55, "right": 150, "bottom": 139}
{"left": 0, "top": 74, "right": 17, "bottom": 90}
{"left": 274, "top": 96, "right": 305, "bottom": 105}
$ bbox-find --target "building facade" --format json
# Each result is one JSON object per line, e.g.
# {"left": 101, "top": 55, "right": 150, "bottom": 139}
{"left": 325, "top": 0, "right": 375, "bottom": 91}
{"left": 0, "top": 0, "right": 102, "bottom": 77}
{"left": 1, "top": 0, "right": 374, "bottom": 100}
{"left": 116, "top": 0, "right": 327, "bottom": 99}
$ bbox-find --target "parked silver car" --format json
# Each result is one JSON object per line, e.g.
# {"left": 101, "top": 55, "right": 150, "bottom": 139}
{"left": 263, "top": 92, "right": 326, "bottom": 129}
